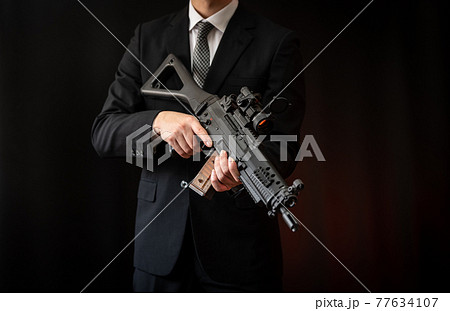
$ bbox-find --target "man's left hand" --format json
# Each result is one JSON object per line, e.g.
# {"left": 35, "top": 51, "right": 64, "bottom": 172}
{"left": 211, "top": 150, "right": 241, "bottom": 192}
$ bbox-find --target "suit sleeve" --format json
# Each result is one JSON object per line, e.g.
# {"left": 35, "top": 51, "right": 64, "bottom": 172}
{"left": 259, "top": 30, "right": 305, "bottom": 178}
{"left": 91, "top": 24, "right": 162, "bottom": 158}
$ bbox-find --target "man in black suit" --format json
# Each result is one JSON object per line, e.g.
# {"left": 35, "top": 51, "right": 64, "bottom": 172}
{"left": 92, "top": 0, "right": 304, "bottom": 292}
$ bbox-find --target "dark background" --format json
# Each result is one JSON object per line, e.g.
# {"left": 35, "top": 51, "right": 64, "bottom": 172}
{"left": 0, "top": 0, "right": 448, "bottom": 292}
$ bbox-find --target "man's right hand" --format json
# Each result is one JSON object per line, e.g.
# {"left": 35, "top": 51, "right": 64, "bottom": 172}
{"left": 152, "top": 111, "right": 212, "bottom": 158}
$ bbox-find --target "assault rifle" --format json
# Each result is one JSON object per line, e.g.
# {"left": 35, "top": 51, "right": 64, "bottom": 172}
{"left": 141, "top": 54, "right": 303, "bottom": 232}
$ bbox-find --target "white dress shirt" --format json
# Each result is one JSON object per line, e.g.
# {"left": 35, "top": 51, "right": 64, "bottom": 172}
{"left": 188, "top": 0, "right": 239, "bottom": 68}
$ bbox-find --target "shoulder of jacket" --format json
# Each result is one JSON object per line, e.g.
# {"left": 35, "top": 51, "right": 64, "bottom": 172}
{"left": 237, "top": 5, "right": 294, "bottom": 38}
{"left": 140, "top": 8, "right": 184, "bottom": 31}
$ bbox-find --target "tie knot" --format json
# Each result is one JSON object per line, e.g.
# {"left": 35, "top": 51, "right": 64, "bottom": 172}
{"left": 196, "top": 21, "right": 214, "bottom": 38}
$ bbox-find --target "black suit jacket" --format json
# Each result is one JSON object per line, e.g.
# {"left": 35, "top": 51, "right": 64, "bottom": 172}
{"left": 92, "top": 4, "right": 304, "bottom": 284}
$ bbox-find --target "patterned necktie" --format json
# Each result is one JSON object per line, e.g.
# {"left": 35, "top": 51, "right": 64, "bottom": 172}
{"left": 192, "top": 21, "right": 214, "bottom": 88}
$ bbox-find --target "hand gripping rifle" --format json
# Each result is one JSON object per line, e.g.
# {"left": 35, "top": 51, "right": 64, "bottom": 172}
{"left": 141, "top": 54, "right": 303, "bottom": 232}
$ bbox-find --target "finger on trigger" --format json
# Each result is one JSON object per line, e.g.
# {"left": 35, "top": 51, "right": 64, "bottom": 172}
{"left": 193, "top": 123, "right": 212, "bottom": 148}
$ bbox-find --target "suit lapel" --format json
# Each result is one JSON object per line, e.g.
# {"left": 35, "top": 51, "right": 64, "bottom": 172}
{"left": 166, "top": 6, "right": 191, "bottom": 71}
{"left": 203, "top": 5, "right": 255, "bottom": 94}
{"left": 165, "top": 5, "right": 255, "bottom": 95}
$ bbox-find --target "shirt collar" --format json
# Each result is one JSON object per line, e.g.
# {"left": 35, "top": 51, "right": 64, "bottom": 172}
{"left": 188, "top": 0, "right": 239, "bottom": 33}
